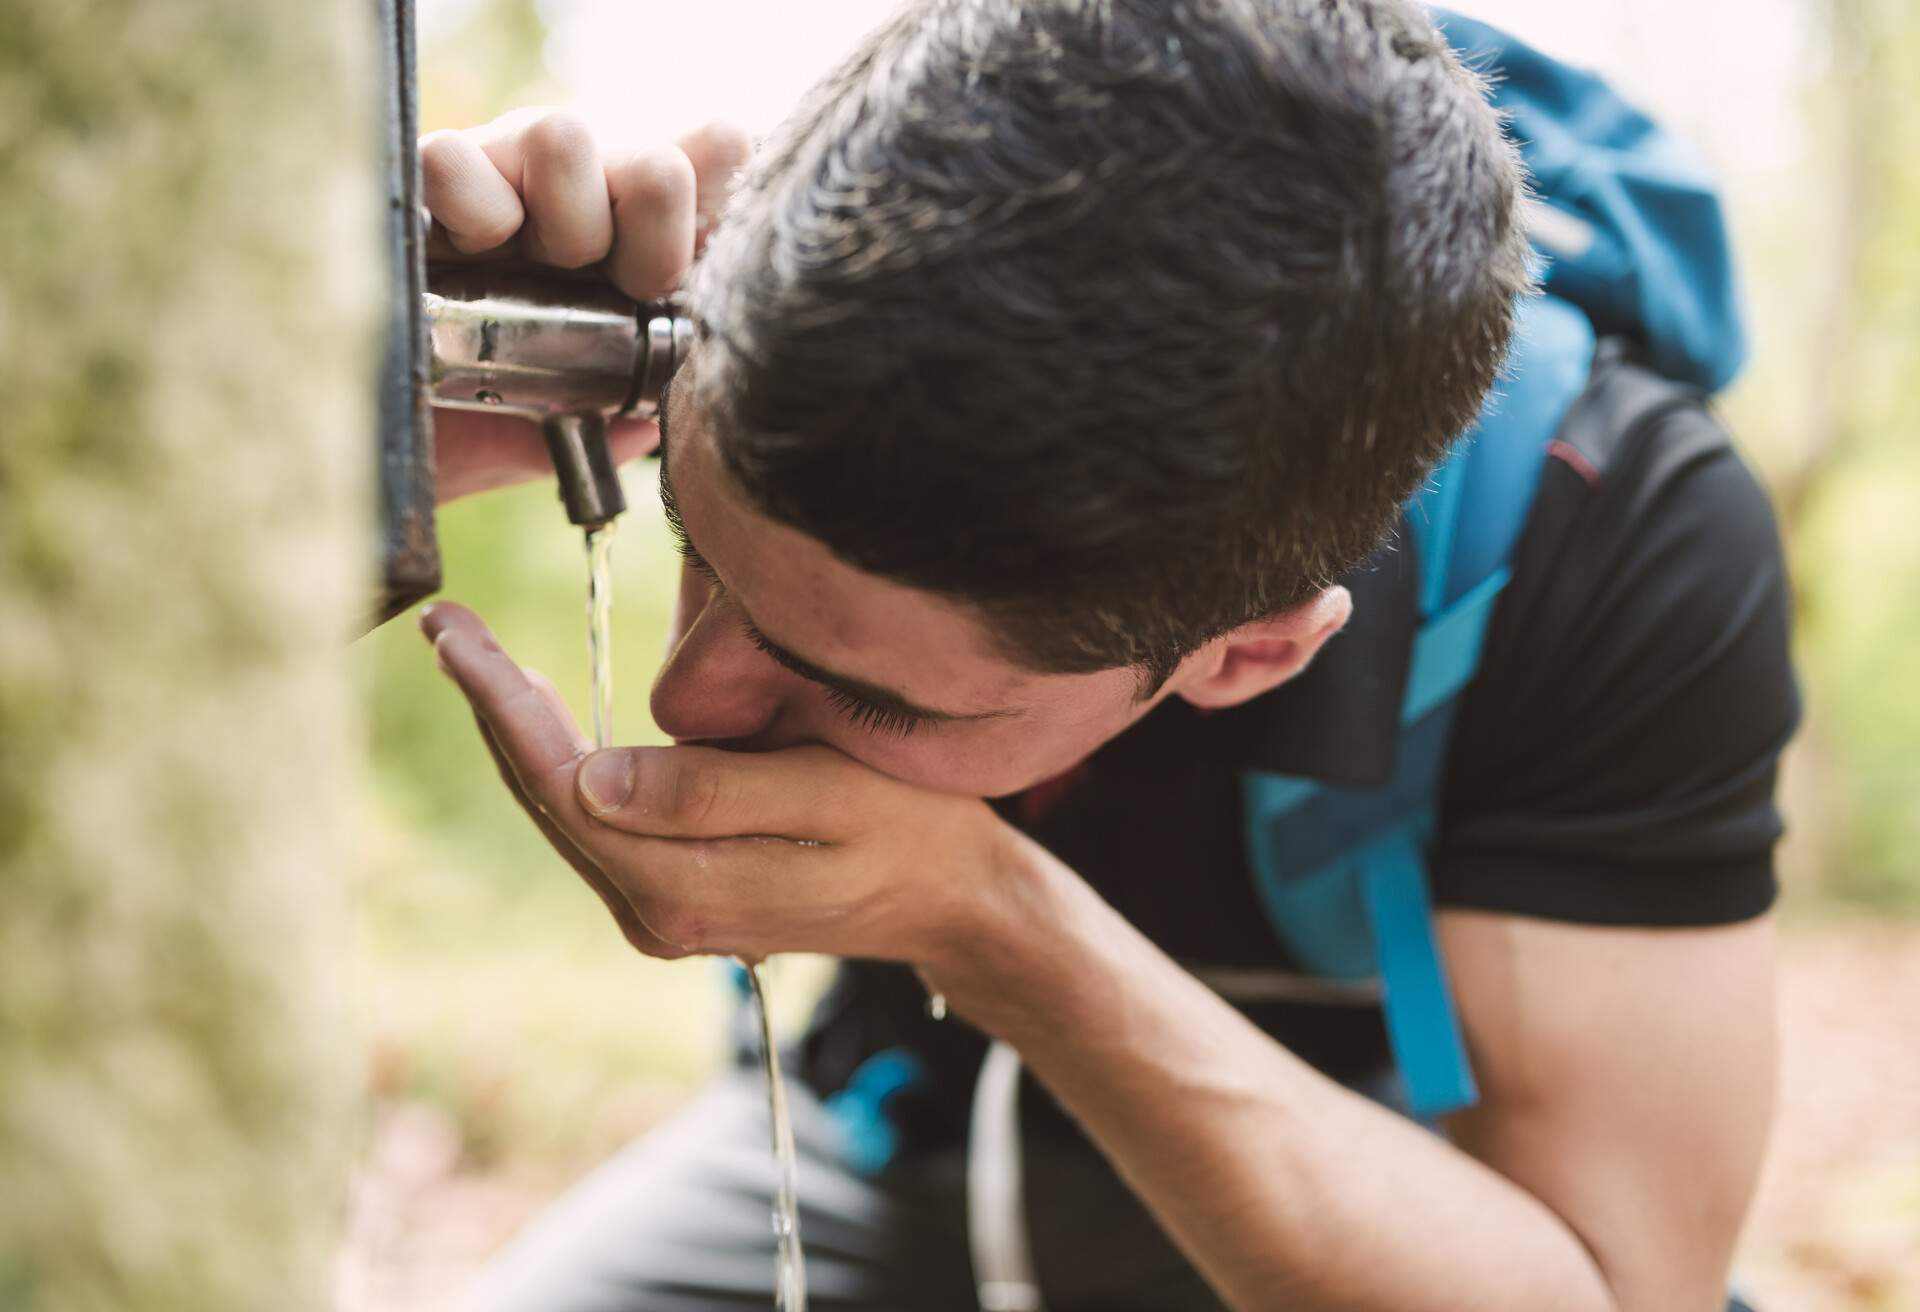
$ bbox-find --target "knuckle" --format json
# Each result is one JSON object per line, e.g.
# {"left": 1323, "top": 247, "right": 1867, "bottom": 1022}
{"left": 419, "top": 137, "right": 473, "bottom": 197}
{"left": 417, "top": 130, "right": 461, "bottom": 180}
{"left": 420, "top": 140, "right": 520, "bottom": 247}
{"left": 684, "top": 120, "right": 753, "bottom": 174}
{"left": 619, "top": 144, "right": 696, "bottom": 209}
{"left": 522, "top": 109, "right": 597, "bottom": 169}
{"left": 665, "top": 758, "right": 725, "bottom": 828}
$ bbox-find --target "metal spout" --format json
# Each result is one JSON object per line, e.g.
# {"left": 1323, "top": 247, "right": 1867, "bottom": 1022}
{"left": 423, "top": 268, "right": 694, "bottom": 527}
{"left": 541, "top": 412, "right": 624, "bottom": 527}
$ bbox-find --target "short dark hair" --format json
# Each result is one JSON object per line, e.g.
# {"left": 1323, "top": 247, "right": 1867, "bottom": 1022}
{"left": 687, "top": 0, "right": 1531, "bottom": 689}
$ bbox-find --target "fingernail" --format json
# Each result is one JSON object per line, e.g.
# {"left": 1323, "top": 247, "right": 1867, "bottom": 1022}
{"left": 579, "top": 750, "right": 634, "bottom": 814}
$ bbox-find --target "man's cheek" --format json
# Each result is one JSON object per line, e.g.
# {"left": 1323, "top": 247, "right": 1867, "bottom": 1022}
{"left": 834, "top": 731, "right": 1020, "bottom": 799}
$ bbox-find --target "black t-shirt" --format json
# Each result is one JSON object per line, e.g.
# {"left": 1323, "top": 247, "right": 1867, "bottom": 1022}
{"left": 793, "top": 349, "right": 1801, "bottom": 1147}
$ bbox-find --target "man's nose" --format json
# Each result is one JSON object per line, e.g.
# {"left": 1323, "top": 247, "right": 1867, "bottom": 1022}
{"left": 648, "top": 594, "right": 793, "bottom": 745}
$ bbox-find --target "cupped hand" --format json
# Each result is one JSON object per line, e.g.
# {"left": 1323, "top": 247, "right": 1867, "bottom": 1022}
{"left": 420, "top": 602, "right": 1013, "bottom": 968}
{"left": 417, "top": 111, "right": 751, "bottom": 504}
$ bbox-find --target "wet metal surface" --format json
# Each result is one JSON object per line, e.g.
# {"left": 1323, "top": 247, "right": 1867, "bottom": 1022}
{"left": 424, "top": 270, "right": 693, "bottom": 528}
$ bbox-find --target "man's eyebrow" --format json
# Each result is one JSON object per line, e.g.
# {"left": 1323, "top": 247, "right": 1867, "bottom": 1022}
{"left": 655, "top": 380, "right": 690, "bottom": 546}
{"left": 653, "top": 396, "right": 1017, "bottom": 726}
{"left": 738, "top": 615, "right": 1019, "bottom": 725}
{"left": 656, "top": 374, "right": 676, "bottom": 450}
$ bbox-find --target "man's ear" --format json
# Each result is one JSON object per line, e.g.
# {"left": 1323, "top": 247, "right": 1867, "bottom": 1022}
{"left": 1170, "top": 586, "right": 1353, "bottom": 711}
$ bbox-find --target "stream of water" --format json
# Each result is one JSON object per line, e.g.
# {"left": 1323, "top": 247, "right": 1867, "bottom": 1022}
{"left": 585, "top": 524, "right": 616, "bottom": 750}
{"left": 582, "top": 524, "right": 807, "bottom": 1311}
{"left": 747, "top": 960, "right": 809, "bottom": 1311}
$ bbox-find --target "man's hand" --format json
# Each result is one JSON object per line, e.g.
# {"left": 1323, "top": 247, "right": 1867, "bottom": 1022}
{"left": 421, "top": 601, "right": 1016, "bottom": 966}
{"left": 418, "top": 111, "right": 751, "bottom": 504}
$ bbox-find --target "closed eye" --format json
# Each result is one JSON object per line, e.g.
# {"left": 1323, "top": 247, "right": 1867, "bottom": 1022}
{"left": 740, "top": 621, "right": 930, "bottom": 738}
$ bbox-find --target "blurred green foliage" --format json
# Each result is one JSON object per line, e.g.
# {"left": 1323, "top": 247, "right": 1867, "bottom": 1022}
{"left": 417, "top": 0, "right": 559, "bottom": 129}
{"left": 1730, "top": 0, "right": 1920, "bottom": 910}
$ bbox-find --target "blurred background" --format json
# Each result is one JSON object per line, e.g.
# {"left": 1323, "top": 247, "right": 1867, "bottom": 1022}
{"left": 340, "top": 1, "right": 1920, "bottom": 1307}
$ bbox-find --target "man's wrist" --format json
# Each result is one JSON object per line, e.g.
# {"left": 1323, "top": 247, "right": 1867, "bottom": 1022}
{"left": 916, "top": 816, "right": 1099, "bottom": 1038}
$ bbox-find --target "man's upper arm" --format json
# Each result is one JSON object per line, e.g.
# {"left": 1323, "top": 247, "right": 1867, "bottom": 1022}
{"left": 1437, "top": 908, "right": 1776, "bottom": 1312}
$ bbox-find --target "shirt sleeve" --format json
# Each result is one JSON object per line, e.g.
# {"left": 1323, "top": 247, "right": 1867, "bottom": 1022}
{"left": 1432, "top": 403, "right": 1800, "bottom": 926}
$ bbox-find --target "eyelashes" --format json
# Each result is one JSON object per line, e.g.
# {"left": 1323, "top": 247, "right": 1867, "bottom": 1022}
{"left": 676, "top": 536, "right": 718, "bottom": 583}
{"left": 737, "top": 620, "right": 927, "bottom": 740}
{"left": 817, "top": 685, "right": 926, "bottom": 739}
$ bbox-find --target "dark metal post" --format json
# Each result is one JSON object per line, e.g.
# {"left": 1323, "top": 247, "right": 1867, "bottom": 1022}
{"left": 369, "top": 0, "right": 440, "bottom": 627}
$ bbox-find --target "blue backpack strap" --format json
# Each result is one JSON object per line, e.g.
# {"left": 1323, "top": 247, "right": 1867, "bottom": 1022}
{"left": 1241, "top": 294, "right": 1594, "bottom": 1119}
{"left": 1409, "top": 294, "right": 1597, "bottom": 615}
{"left": 823, "top": 1046, "right": 926, "bottom": 1176}
{"left": 1357, "top": 828, "right": 1476, "bottom": 1114}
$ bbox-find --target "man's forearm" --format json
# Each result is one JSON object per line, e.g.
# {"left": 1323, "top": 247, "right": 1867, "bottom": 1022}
{"left": 931, "top": 833, "right": 1618, "bottom": 1312}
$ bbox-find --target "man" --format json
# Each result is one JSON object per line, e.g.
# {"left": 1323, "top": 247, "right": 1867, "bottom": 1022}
{"left": 417, "top": 2, "right": 1796, "bottom": 1308}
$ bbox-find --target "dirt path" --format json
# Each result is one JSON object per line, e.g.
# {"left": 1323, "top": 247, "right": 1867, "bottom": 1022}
{"left": 1738, "top": 918, "right": 1920, "bottom": 1310}
{"left": 338, "top": 918, "right": 1920, "bottom": 1311}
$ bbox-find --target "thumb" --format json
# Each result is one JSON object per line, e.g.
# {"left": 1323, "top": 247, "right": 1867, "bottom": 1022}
{"left": 575, "top": 744, "right": 859, "bottom": 843}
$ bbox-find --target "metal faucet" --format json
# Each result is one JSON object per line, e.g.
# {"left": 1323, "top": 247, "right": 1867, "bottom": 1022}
{"left": 367, "top": 0, "right": 698, "bottom": 624}
{"left": 424, "top": 269, "right": 695, "bottom": 528}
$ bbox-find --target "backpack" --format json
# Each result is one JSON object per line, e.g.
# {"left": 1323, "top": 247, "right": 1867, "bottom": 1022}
{"left": 1237, "top": 12, "right": 1747, "bottom": 1121}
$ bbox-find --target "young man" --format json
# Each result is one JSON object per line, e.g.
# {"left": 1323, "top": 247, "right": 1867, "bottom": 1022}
{"left": 418, "top": 2, "right": 1796, "bottom": 1308}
